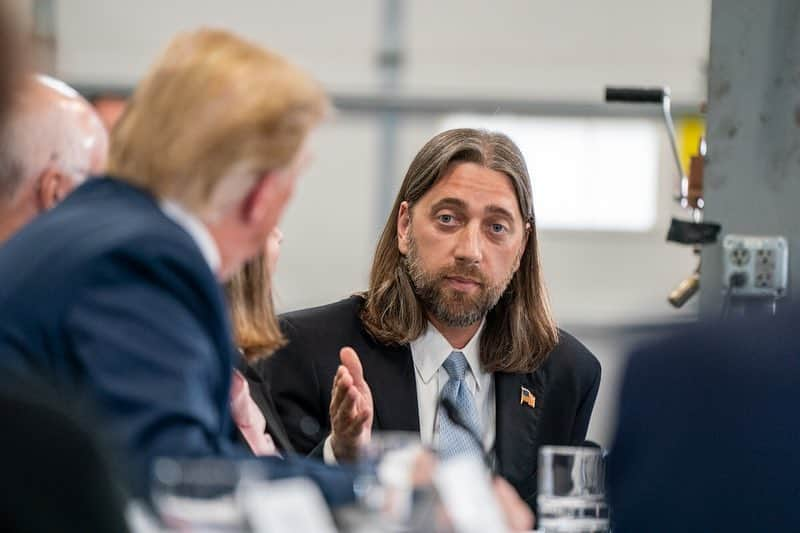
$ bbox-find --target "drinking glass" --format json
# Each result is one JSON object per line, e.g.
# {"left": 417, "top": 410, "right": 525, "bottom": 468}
{"left": 537, "top": 446, "right": 608, "bottom": 533}
{"left": 150, "top": 457, "right": 265, "bottom": 532}
{"left": 341, "top": 431, "right": 440, "bottom": 533}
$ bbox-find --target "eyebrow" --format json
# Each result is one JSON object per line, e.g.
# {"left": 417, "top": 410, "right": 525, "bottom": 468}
{"left": 484, "top": 205, "right": 516, "bottom": 222}
{"left": 429, "top": 198, "right": 518, "bottom": 222}
{"left": 429, "top": 198, "right": 467, "bottom": 213}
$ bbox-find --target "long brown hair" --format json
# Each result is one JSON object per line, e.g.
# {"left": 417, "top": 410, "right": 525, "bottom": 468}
{"left": 361, "top": 128, "right": 558, "bottom": 373}
{"left": 224, "top": 254, "right": 286, "bottom": 362}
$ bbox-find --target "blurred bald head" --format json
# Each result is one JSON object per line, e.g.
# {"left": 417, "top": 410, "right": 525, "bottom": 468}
{"left": 0, "top": 75, "right": 108, "bottom": 242}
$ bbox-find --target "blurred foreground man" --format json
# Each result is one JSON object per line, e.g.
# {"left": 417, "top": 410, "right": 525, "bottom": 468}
{"left": 0, "top": 28, "right": 355, "bottom": 504}
{"left": 0, "top": 75, "right": 108, "bottom": 242}
{"left": 259, "top": 128, "right": 601, "bottom": 512}
{"left": 0, "top": 7, "right": 131, "bottom": 533}
{"left": 608, "top": 310, "right": 800, "bottom": 532}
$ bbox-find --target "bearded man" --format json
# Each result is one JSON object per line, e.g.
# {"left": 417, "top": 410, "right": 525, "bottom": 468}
{"left": 254, "top": 128, "right": 601, "bottom": 511}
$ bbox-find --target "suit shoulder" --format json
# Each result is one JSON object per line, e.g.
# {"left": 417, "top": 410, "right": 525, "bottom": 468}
{"left": 546, "top": 328, "right": 601, "bottom": 382}
{"left": 39, "top": 179, "right": 202, "bottom": 268}
{"left": 262, "top": 296, "right": 364, "bottom": 376}
{"left": 70, "top": 221, "right": 210, "bottom": 289}
{"left": 625, "top": 312, "right": 797, "bottom": 381}
{"left": 0, "top": 182, "right": 211, "bottom": 304}
{"left": 279, "top": 295, "right": 363, "bottom": 335}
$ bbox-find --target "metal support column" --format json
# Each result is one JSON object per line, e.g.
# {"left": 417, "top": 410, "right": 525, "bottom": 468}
{"left": 31, "top": 0, "right": 56, "bottom": 74}
{"left": 699, "top": 0, "right": 800, "bottom": 317}
{"left": 376, "top": 0, "right": 404, "bottom": 229}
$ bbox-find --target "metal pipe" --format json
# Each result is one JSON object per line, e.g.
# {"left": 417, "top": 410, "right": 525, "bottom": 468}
{"left": 376, "top": 0, "right": 404, "bottom": 227}
{"left": 659, "top": 90, "right": 690, "bottom": 206}
{"left": 72, "top": 83, "right": 700, "bottom": 119}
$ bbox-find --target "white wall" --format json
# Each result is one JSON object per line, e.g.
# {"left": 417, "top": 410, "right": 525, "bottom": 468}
{"left": 56, "top": 0, "right": 710, "bottom": 101}
{"left": 53, "top": 0, "right": 712, "bottom": 446}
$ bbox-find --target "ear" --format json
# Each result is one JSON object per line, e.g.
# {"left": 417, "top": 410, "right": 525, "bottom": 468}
{"left": 241, "top": 170, "right": 286, "bottom": 224}
{"left": 36, "top": 168, "right": 71, "bottom": 211}
{"left": 241, "top": 172, "right": 270, "bottom": 223}
{"left": 397, "top": 201, "right": 411, "bottom": 255}
{"left": 514, "top": 222, "right": 532, "bottom": 271}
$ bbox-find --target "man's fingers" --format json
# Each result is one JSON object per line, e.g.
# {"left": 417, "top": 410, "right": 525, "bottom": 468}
{"left": 356, "top": 394, "right": 373, "bottom": 417}
{"left": 331, "top": 365, "right": 346, "bottom": 400}
{"left": 334, "top": 365, "right": 351, "bottom": 390}
{"left": 330, "top": 368, "right": 347, "bottom": 412}
{"left": 331, "top": 354, "right": 372, "bottom": 457}
{"left": 330, "top": 367, "right": 352, "bottom": 415}
{"left": 340, "top": 347, "right": 366, "bottom": 386}
{"left": 353, "top": 408, "right": 370, "bottom": 428}
{"left": 493, "top": 477, "right": 534, "bottom": 531}
{"left": 411, "top": 450, "right": 436, "bottom": 486}
{"left": 331, "top": 394, "right": 352, "bottom": 430}
{"left": 334, "top": 386, "right": 357, "bottom": 423}
{"left": 332, "top": 389, "right": 362, "bottom": 434}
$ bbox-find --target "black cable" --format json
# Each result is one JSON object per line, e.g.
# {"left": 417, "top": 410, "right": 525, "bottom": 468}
{"left": 437, "top": 395, "right": 494, "bottom": 473}
{"left": 721, "top": 272, "right": 747, "bottom": 320}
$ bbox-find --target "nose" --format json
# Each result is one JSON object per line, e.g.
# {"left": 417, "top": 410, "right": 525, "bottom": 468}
{"left": 454, "top": 221, "right": 483, "bottom": 264}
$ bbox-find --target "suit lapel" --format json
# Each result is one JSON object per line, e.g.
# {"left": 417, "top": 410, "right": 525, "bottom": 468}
{"left": 243, "top": 365, "right": 296, "bottom": 454}
{"left": 494, "top": 370, "right": 545, "bottom": 504}
{"left": 357, "top": 340, "right": 420, "bottom": 433}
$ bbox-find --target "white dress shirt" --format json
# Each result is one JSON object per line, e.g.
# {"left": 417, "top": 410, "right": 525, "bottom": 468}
{"left": 159, "top": 199, "right": 221, "bottom": 275}
{"left": 323, "top": 320, "right": 496, "bottom": 463}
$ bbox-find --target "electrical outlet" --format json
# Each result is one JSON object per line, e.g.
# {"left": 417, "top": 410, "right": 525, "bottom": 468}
{"left": 722, "top": 235, "right": 789, "bottom": 298}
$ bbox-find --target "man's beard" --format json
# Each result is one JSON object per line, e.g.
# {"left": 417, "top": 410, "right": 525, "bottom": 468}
{"left": 404, "top": 233, "right": 517, "bottom": 328}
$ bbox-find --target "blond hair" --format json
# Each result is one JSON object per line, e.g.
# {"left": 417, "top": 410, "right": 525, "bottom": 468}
{"left": 361, "top": 128, "right": 559, "bottom": 373}
{"left": 224, "top": 253, "right": 286, "bottom": 362}
{"left": 108, "top": 28, "right": 328, "bottom": 219}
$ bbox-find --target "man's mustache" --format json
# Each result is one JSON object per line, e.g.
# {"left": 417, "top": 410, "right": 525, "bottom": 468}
{"left": 436, "top": 264, "right": 487, "bottom": 286}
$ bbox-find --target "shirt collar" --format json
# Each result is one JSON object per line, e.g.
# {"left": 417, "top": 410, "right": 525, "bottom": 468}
{"left": 410, "top": 320, "right": 486, "bottom": 388}
{"left": 159, "top": 199, "right": 221, "bottom": 275}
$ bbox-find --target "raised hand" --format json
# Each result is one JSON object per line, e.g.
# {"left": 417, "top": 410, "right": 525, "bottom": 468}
{"left": 329, "top": 346, "right": 374, "bottom": 461}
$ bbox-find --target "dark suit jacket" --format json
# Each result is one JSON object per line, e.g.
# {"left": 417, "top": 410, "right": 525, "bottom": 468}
{"left": 241, "top": 363, "right": 295, "bottom": 454}
{"left": 0, "top": 380, "right": 129, "bottom": 533}
{"left": 256, "top": 295, "right": 601, "bottom": 510}
{"left": 0, "top": 177, "right": 352, "bottom": 505}
{"left": 607, "top": 310, "right": 800, "bottom": 532}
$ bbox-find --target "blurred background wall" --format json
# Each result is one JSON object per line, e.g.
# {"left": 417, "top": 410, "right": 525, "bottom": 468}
{"left": 18, "top": 0, "right": 713, "bottom": 446}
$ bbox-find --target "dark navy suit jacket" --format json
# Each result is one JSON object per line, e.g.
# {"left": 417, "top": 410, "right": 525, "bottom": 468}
{"left": 608, "top": 311, "right": 800, "bottom": 532}
{"left": 0, "top": 177, "right": 354, "bottom": 504}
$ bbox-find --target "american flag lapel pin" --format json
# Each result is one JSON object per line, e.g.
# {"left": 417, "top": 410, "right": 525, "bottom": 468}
{"left": 520, "top": 386, "right": 536, "bottom": 408}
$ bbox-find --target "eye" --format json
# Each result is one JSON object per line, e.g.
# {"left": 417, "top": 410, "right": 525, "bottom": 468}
{"left": 489, "top": 223, "right": 508, "bottom": 234}
{"left": 438, "top": 214, "right": 456, "bottom": 225}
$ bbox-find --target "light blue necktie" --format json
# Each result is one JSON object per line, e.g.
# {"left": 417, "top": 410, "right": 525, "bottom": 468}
{"left": 437, "top": 351, "right": 483, "bottom": 459}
